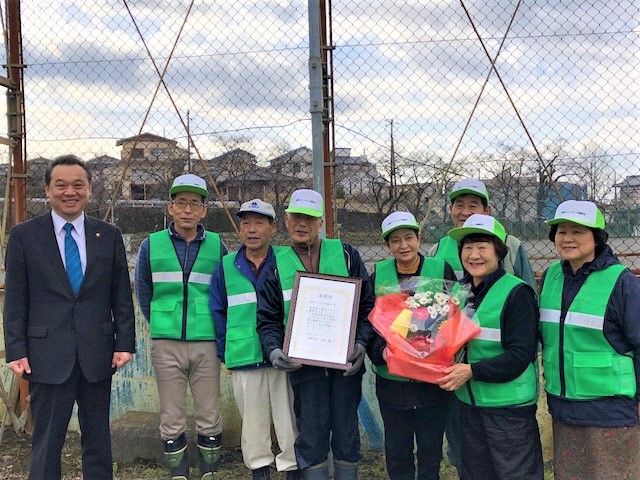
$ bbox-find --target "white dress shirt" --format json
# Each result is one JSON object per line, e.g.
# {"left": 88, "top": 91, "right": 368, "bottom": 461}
{"left": 51, "top": 210, "right": 87, "bottom": 274}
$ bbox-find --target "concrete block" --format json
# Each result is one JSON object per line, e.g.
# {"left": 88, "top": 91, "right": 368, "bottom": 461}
{"left": 111, "top": 410, "right": 241, "bottom": 465}
{"left": 111, "top": 411, "right": 164, "bottom": 464}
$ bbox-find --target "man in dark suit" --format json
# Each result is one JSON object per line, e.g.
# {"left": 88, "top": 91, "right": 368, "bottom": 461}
{"left": 3, "top": 155, "right": 136, "bottom": 480}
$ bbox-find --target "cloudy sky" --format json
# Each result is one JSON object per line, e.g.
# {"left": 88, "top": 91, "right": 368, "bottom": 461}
{"left": 15, "top": 0, "right": 639, "bottom": 180}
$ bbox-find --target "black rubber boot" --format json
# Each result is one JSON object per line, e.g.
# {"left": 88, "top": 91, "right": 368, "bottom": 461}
{"left": 251, "top": 465, "right": 272, "bottom": 479}
{"left": 285, "top": 469, "right": 302, "bottom": 480}
{"left": 333, "top": 460, "right": 358, "bottom": 480}
{"left": 302, "top": 461, "right": 330, "bottom": 480}
{"left": 164, "top": 434, "right": 190, "bottom": 480}
{"left": 196, "top": 433, "right": 221, "bottom": 479}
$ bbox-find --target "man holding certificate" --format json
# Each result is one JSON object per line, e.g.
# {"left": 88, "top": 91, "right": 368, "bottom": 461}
{"left": 257, "top": 189, "right": 376, "bottom": 480}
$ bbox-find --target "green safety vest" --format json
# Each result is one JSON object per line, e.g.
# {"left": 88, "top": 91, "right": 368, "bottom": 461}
{"left": 372, "top": 256, "right": 446, "bottom": 381}
{"left": 539, "top": 262, "right": 634, "bottom": 400}
{"left": 149, "top": 230, "right": 221, "bottom": 340}
{"left": 456, "top": 274, "right": 539, "bottom": 407}
{"left": 274, "top": 239, "right": 348, "bottom": 325}
{"left": 221, "top": 252, "right": 264, "bottom": 368}
{"left": 434, "top": 236, "right": 463, "bottom": 280}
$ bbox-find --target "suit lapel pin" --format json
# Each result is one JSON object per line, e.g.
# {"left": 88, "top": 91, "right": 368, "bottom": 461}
{"left": 95, "top": 232, "right": 101, "bottom": 238}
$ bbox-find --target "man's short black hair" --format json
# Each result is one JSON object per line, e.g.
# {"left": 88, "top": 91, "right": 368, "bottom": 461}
{"left": 458, "top": 233, "right": 509, "bottom": 261}
{"left": 45, "top": 155, "right": 91, "bottom": 185}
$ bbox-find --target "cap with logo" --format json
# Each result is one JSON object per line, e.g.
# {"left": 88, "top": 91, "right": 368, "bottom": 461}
{"left": 381, "top": 211, "right": 420, "bottom": 239}
{"left": 169, "top": 174, "right": 208, "bottom": 198}
{"left": 449, "top": 178, "right": 490, "bottom": 203}
{"left": 546, "top": 200, "right": 605, "bottom": 230}
{"left": 448, "top": 214, "right": 507, "bottom": 242}
{"left": 285, "top": 189, "right": 324, "bottom": 218}
{"left": 236, "top": 199, "right": 276, "bottom": 220}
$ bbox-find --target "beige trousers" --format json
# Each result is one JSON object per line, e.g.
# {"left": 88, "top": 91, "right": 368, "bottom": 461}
{"left": 151, "top": 339, "right": 223, "bottom": 440}
{"left": 232, "top": 367, "right": 298, "bottom": 471}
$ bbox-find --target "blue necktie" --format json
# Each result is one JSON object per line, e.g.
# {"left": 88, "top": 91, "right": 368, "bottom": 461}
{"left": 64, "top": 223, "right": 83, "bottom": 295}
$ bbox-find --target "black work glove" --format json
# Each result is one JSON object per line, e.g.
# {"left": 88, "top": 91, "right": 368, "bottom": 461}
{"left": 269, "top": 348, "right": 302, "bottom": 372}
{"left": 343, "top": 343, "right": 366, "bottom": 376}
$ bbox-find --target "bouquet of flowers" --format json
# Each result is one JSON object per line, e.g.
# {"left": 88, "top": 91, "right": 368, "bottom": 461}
{"left": 369, "top": 278, "right": 480, "bottom": 383}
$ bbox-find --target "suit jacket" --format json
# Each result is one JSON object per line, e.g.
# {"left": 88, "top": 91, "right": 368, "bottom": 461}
{"left": 3, "top": 213, "right": 136, "bottom": 384}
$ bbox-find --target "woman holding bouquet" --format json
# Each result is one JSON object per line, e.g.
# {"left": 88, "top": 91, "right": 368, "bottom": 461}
{"left": 539, "top": 200, "right": 640, "bottom": 479}
{"left": 368, "top": 211, "right": 457, "bottom": 480}
{"left": 436, "top": 214, "right": 543, "bottom": 480}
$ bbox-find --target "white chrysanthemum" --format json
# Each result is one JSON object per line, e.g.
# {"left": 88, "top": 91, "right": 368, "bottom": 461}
{"left": 427, "top": 306, "right": 438, "bottom": 318}
{"left": 439, "top": 304, "right": 450, "bottom": 315}
{"left": 451, "top": 296, "right": 461, "bottom": 306}
{"left": 414, "top": 293, "right": 430, "bottom": 306}
{"left": 405, "top": 299, "right": 420, "bottom": 309}
{"left": 409, "top": 323, "right": 418, "bottom": 333}
{"left": 434, "top": 292, "right": 447, "bottom": 303}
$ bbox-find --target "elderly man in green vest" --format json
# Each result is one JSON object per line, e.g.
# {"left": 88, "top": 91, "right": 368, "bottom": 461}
{"left": 256, "top": 189, "right": 376, "bottom": 480}
{"left": 427, "top": 178, "right": 536, "bottom": 472}
{"left": 428, "top": 178, "right": 535, "bottom": 286}
{"left": 210, "top": 199, "right": 300, "bottom": 480}
{"left": 135, "top": 174, "right": 227, "bottom": 480}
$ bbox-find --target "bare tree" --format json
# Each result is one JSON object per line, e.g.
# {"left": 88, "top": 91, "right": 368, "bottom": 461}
{"left": 573, "top": 142, "right": 613, "bottom": 204}
{"left": 535, "top": 140, "right": 573, "bottom": 219}
{"left": 481, "top": 146, "right": 536, "bottom": 222}
{"left": 209, "top": 136, "right": 258, "bottom": 204}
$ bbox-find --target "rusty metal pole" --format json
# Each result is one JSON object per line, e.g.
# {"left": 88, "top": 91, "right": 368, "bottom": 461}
{"left": 7, "top": 0, "right": 26, "bottom": 226}
{"left": 5, "top": 0, "right": 29, "bottom": 423}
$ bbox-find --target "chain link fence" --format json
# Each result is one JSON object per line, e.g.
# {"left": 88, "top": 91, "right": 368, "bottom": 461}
{"left": 4, "top": 0, "right": 639, "bottom": 276}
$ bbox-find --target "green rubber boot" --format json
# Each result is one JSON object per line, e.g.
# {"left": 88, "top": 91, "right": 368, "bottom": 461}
{"left": 197, "top": 433, "right": 221, "bottom": 479}
{"left": 164, "top": 434, "right": 190, "bottom": 480}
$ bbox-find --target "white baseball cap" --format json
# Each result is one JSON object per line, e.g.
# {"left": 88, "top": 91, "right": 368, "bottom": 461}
{"left": 381, "top": 211, "right": 420, "bottom": 239}
{"left": 170, "top": 174, "right": 208, "bottom": 198}
{"left": 546, "top": 200, "right": 605, "bottom": 229}
{"left": 448, "top": 214, "right": 507, "bottom": 242}
{"left": 285, "top": 189, "right": 324, "bottom": 217}
{"left": 236, "top": 199, "right": 276, "bottom": 220}
{"left": 449, "top": 178, "right": 490, "bottom": 203}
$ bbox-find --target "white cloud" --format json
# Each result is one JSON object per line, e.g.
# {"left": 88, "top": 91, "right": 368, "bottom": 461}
{"left": 18, "top": 0, "right": 638, "bottom": 188}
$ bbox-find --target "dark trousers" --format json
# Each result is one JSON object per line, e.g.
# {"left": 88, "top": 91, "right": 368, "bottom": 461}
{"left": 378, "top": 399, "right": 449, "bottom": 480}
{"left": 291, "top": 369, "right": 363, "bottom": 469}
{"left": 444, "top": 395, "right": 461, "bottom": 468}
{"left": 459, "top": 402, "right": 543, "bottom": 480}
{"left": 29, "top": 360, "right": 113, "bottom": 480}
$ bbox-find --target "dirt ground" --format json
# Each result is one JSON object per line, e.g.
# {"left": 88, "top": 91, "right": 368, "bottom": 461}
{"left": 0, "top": 428, "right": 463, "bottom": 479}
{"left": 0, "top": 429, "right": 556, "bottom": 479}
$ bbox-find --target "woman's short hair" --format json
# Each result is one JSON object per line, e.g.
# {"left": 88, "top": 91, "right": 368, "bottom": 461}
{"left": 457, "top": 233, "right": 509, "bottom": 261}
{"left": 548, "top": 224, "right": 609, "bottom": 247}
{"left": 383, "top": 228, "right": 420, "bottom": 243}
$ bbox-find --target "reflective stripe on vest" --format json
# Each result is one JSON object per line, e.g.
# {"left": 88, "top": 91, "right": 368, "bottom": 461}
{"left": 539, "top": 261, "right": 634, "bottom": 400}
{"left": 275, "top": 239, "right": 348, "bottom": 325}
{"left": 149, "top": 230, "right": 221, "bottom": 340}
{"left": 372, "top": 256, "right": 446, "bottom": 381}
{"left": 456, "top": 274, "right": 539, "bottom": 407}
{"left": 222, "top": 252, "right": 264, "bottom": 368}
{"left": 434, "top": 236, "right": 464, "bottom": 280}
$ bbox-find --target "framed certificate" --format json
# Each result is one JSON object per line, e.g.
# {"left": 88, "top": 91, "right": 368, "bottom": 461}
{"left": 283, "top": 272, "right": 362, "bottom": 370}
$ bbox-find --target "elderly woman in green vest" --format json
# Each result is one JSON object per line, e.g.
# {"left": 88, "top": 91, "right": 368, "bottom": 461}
{"left": 540, "top": 200, "right": 640, "bottom": 479}
{"left": 368, "top": 211, "right": 457, "bottom": 480}
{"left": 436, "top": 214, "right": 543, "bottom": 480}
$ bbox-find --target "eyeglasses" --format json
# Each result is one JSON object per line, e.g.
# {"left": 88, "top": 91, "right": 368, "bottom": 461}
{"left": 172, "top": 200, "right": 205, "bottom": 211}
